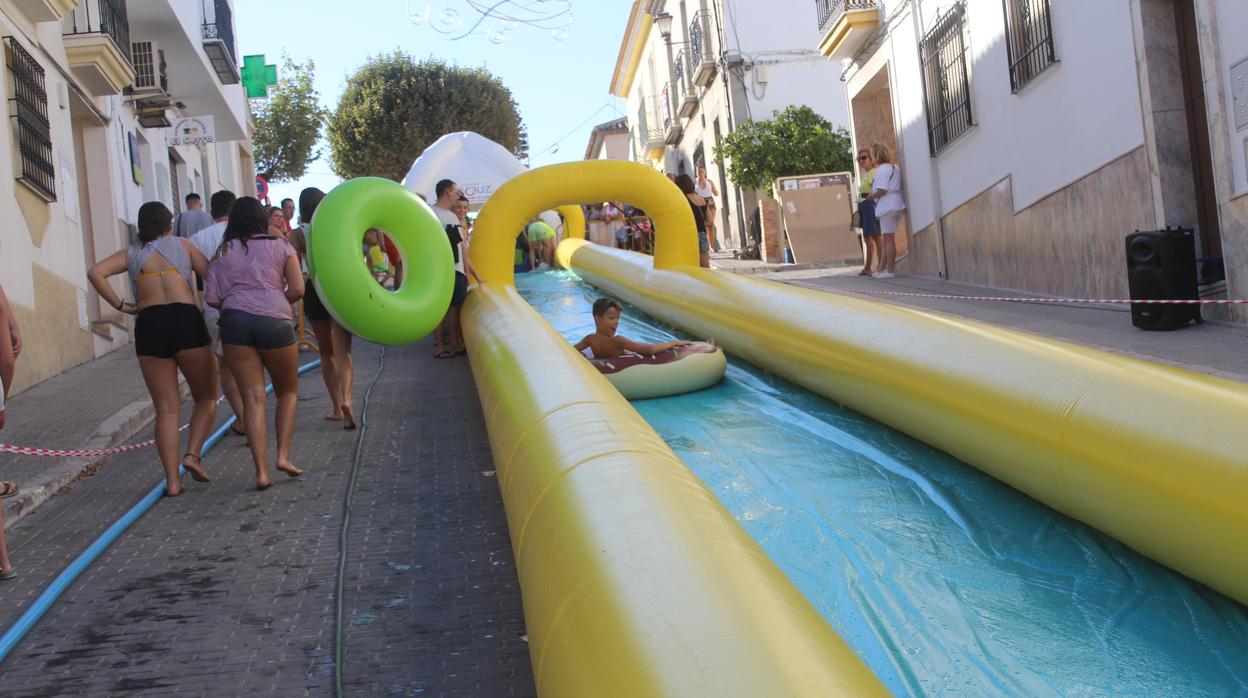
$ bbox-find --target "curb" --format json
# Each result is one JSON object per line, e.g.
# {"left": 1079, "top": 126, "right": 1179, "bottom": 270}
{"left": 2, "top": 380, "right": 191, "bottom": 530}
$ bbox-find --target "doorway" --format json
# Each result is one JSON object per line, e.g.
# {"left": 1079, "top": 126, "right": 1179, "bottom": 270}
{"left": 1174, "top": 0, "right": 1221, "bottom": 263}
{"left": 850, "top": 66, "right": 908, "bottom": 259}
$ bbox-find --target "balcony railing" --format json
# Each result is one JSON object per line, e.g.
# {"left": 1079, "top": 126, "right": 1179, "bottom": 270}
{"left": 637, "top": 96, "right": 665, "bottom": 154}
{"left": 201, "top": 0, "right": 239, "bottom": 84}
{"left": 689, "top": 10, "right": 712, "bottom": 63}
{"left": 689, "top": 9, "right": 717, "bottom": 87}
{"left": 816, "top": 0, "right": 879, "bottom": 34}
{"left": 66, "top": 0, "right": 132, "bottom": 64}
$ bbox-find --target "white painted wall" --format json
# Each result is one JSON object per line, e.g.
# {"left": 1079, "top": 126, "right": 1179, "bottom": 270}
{"left": 849, "top": 0, "right": 1146, "bottom": 231}
{"left": 1213, "top": 0, "right": 1248, "bottom": 197}
{"left": 718, "top": 0, "right": 850, "bottom": 128}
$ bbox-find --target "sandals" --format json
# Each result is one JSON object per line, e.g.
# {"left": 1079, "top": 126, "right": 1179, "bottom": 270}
{"left": 0, "top": 569, "right": 16, "bottom": 581}
{"left": 229, "top": 423, "right": 246, "bottom": 437}
{"left": 433, "top": 350, "right": 454, "bottom": 359}
{"left": 0, "top": 481, "right": 18, "bottom": 498}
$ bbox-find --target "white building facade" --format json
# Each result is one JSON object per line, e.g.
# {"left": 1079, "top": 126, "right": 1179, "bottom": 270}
{"left": 584, "top": 116, "right": 629, "bottom": 162}
{"left": 821, "top": 0, "right": 1248, "bottom": 319}
{"left": 1, "top": 0, "right": 254, "bottom": 392}
{"left": 611, "top": 0, "right": 852, "bottom": 250}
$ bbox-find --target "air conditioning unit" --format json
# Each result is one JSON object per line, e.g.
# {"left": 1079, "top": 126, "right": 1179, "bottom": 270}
{"left": 135, "top": 103, "right": 171, "bottom": 129}
{"left": 131, "top": 40, "right": 169, "bottom": 96}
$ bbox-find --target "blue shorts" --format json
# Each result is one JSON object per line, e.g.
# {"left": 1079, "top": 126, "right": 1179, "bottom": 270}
{"left": 859, "top": 199, "right": 880, "bottom": 236}
{"left": 220, "top": 309, "right": 296, "bottom": 350}
{"left": 697, "top": 230, "right": 709, "bottom": 252}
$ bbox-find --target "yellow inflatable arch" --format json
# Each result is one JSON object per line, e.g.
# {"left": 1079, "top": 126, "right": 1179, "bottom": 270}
{"left": 554, "top": 204, "right": 586, "bottom": 243}
{"left": 463, "top": 161, "right": 886, "bottom": 696}
{"left": 469, "top": 160, "right": 698, "bottom": 283}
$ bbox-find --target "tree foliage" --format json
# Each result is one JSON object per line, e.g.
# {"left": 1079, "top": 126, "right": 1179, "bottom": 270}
{"left": 251, "top": 57, "right": 326, "bottom": 182}
{"left": 712, "top": 105, "right": 854, "bottom": 193}
{"left": 328, "top": 53, "right": 525, "bottom": 181}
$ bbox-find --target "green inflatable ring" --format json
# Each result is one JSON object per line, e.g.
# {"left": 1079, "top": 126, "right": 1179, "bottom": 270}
{"left": 307, "top": 177, "right": 454, "bottom": 346}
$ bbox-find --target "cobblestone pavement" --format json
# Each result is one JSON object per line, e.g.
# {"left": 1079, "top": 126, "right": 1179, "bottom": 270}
{"left": 0, "top": 342, "right": 534, "bottom": 697}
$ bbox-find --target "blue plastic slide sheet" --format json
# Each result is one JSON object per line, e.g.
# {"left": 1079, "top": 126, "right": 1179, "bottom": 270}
{"left": 517, "top": 271, "right": 1248, "bottom": 698}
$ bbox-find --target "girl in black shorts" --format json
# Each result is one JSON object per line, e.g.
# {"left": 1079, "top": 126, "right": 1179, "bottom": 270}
{"left": 87, "top": 202, "right": 217, "bottom": 496}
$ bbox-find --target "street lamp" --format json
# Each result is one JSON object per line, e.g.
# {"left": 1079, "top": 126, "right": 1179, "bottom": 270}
{"left": 654, "top": 12, "right": 674, "bottom": 42}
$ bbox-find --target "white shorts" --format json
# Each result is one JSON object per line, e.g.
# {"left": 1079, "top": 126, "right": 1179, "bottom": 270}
{"left": 879, "top": 211, "right": 904, "bottom": 235}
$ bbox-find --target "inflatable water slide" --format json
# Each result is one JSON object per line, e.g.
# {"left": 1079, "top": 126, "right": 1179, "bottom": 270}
{"left": 310, "top": 158, "right": 1248, "bottom": 697}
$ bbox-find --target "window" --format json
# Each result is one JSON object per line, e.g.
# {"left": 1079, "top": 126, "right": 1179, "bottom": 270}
{"left": 920, "top": 4, "right": 974, "bottom": 155}
{"left": 5, "top": 37, "right": 55, "bottom": 201}
{"left": 1003, "top": 0, "right": 1056, "bottom": 91}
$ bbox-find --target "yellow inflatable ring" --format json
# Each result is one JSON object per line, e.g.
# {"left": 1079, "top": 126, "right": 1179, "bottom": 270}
{"left": 308, "top": 177, "right": 454, "bottom": 345}
{"left": 589, "top": 342, "right": 727, "bottom": 400}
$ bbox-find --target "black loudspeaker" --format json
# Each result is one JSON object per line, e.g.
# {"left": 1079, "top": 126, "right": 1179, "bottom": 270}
{"left": 1125, "top": 228, "right": 1201, "bottom": 331}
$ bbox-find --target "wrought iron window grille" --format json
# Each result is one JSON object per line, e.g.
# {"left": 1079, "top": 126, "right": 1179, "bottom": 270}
{"left": 920, "top": 3, "right": 974, "bottom": 155}
{"left": 1002, "top": 0, "right": 1056, "bottom": 92}
{"left": 5, "top": 37, "right": 55, "bottom": 202}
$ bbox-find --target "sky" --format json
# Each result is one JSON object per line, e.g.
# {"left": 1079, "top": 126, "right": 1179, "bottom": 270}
{"left": 234, "top": 0, "right": 632, "bottom": 209}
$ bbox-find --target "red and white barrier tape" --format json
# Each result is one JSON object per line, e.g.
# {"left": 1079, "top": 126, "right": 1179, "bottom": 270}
{"left": 1, "top": 396, "right": 223, "bottom": 458}
{"left": 0, "top": 439, "right": 155, "bottom": 458}
{"left": 840, "top": 287, "right": 1247, "bottom": 305}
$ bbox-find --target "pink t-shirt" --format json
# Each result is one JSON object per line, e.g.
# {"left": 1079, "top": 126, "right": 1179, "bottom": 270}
{"left": 205, "top": 236, "right": 297, "bottom": 320}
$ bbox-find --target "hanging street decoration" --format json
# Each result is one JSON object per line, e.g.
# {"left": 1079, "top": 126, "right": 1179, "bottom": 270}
{"left": 407, "top": 0, "right": 573, "bottom": 44}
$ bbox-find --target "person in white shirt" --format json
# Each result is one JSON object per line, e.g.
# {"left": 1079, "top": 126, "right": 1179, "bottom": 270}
{"left": 431, "top": 179, "right": 478, "bottom": 358}
{"left": 188, "top": 189, "right": 245, "bottom": 432}
{"left": 694, "top": 165, "right": 720, "bottom": 252}
{"left": 602, "top": 202, "right": 627, "bottom": 249}
{"left": 866, "top": 143, "right": 906, "bottom": 279}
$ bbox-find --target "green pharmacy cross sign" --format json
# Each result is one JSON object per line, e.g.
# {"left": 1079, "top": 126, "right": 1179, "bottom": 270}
{"left": 241, "top": 55, "right": 278, "bottom": 99}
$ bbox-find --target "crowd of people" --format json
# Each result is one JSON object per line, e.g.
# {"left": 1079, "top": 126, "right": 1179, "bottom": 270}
{"left": 78, "top": 183, "right": 410, "bottom": 499}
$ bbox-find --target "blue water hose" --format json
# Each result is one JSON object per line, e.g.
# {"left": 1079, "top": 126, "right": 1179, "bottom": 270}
{"left": 0, "top": 359, "right": 322, "bottom": 663}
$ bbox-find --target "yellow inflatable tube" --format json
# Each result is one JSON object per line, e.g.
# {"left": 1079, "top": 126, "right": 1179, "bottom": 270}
{"left": 462, "top": 284, "right": 886, "bottom": 697}
{"left": 561, "top": 240, "right": 1248, "bottom": 606}
{"left": 555, "top": 204, "right": 585, "bottom": 242}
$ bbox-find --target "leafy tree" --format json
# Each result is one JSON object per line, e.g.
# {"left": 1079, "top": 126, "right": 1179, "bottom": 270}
{"left": 712, "top": 105, "right": 854, "bottom": 194}
{"left": 251, "top": 57, "right": 327, "bottom": 182}
{"left": 329, "top": 53, "right": 524, "bottom": 181}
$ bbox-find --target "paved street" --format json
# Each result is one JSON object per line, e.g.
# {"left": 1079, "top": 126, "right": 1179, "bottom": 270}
{"left": 0, "top": 343, "right": 533, "bottom": 697}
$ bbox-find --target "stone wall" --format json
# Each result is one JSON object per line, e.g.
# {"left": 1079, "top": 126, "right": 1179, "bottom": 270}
{"left": 902, "top": 147, "right": 1156, "bottom": 299}
{"left": 8, "top": 266, "right": 96, "bottom": 394}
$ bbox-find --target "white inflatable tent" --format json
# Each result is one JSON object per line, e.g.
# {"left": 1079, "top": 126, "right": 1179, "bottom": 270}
{"left": 402, "top": 131, "right": 563, "bottom": 233}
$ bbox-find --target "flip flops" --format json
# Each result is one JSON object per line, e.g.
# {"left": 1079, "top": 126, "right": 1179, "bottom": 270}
{"left": 433, "top": 350, "right": 454, "bottom": 359}
{"left": 0, "top": 569, "right": 16, "bottom": 581}
{"left": 0, "top": 481, "right": 18, "bottom": 498}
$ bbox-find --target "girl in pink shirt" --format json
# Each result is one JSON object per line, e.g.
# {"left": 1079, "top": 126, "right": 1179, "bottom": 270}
{"left": 206, "top": 197, "right": 305, "bottom": 490}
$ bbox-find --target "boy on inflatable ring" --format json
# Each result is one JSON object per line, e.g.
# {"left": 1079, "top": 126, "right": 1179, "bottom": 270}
{"left": 574, "top": 298, "right": 725, "bottom": 400}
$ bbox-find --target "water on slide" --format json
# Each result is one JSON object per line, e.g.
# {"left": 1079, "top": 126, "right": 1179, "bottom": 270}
{"left": 516, "top": 270, "right": 1248, "bottom": 697}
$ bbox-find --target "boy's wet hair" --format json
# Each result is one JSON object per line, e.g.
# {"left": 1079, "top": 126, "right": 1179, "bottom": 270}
{"left": 592, "top": 298, "right": 622, "bottom": 317}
